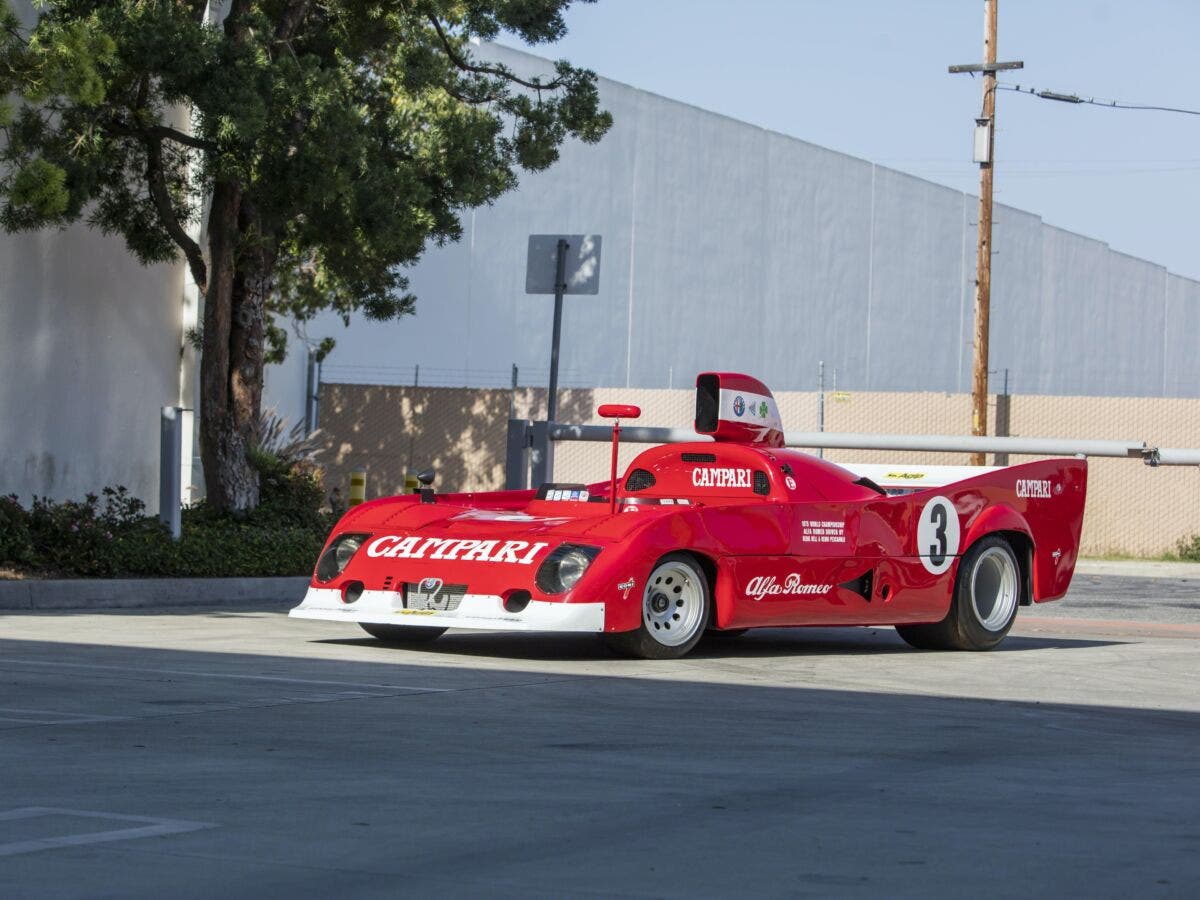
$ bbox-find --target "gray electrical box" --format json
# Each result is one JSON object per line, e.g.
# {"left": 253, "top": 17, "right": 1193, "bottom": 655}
{"left": 973, "top": 118, "right": 992, "bottom": 164}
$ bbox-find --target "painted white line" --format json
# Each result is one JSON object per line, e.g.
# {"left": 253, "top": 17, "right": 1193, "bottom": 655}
{"left": 0, "top": 707, "right": 127, "bottom": 723}
{"left": 0, "top": 807, "right": 214, "bottom": 857}
{"left": 0, "top": 659, "right": 449, "bottom": 693}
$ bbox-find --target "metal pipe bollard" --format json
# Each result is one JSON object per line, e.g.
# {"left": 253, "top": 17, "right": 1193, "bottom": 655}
{"left": 159, "top": 406, "right": 183, "bottom": 540}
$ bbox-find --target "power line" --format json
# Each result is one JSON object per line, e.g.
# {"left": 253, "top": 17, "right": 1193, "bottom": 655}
{"left": 998, "top": 82, "right": 1200, "bottom": 117}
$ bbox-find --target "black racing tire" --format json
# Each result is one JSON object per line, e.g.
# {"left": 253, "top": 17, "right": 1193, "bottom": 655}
{"left": 360, "top": 623, "right": 447, "bottom": 643}
{"left": 896, "top": 535, "right": 1022, "bottom": 651}
{"left": 605, "top": 553, "right": 712, "bottom": 660}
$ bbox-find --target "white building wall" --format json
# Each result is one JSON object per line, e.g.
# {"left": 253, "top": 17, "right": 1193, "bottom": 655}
{"left": 288, "top": 43, "right": 1199, "bottom": 412}
{"left": 0, "top": 223, "right": 186, "bottom": 506}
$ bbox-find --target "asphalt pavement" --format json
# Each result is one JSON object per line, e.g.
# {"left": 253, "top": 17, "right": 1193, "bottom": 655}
{"left": 0, "top": 570, "right": 1197, "bottom": 898}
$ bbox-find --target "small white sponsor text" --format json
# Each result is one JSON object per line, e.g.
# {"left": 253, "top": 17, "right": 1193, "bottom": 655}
{"left": 800, "top": 519, "right": 846, "bottom": 544}
{"left": 1016, "top": 479, "right": 1052, "bottom": 499}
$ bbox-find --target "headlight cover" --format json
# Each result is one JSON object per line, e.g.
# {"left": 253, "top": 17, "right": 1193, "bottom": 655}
{"left": 535, "top": 544, "right": 601, "bottom": 595}
{"left": 315, "top": 533, "right": 370, "bottom": 583}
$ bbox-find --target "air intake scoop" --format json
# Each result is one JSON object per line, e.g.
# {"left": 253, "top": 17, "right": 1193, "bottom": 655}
{"left": 694, "top": 372, "right": 785, "bottom": 448}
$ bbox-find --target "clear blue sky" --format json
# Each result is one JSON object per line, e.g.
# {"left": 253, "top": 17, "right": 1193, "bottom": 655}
{"left": 509, "top": 0, "right": 1200, "bottom": 281}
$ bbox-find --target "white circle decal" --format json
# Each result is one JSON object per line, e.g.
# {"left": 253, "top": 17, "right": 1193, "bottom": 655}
{"left": 917, "top": 495, "right": 960, "bottom": 575}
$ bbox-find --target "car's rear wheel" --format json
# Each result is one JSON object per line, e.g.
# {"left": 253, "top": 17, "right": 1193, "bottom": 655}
{"left": 605, "top": 553, "right": 710, "bottom": 659}
{"left": 360, "top": 623, "right": 447, "bottom": 643}
{"left": 896, "top": 535, "right": 1021, "bottom": 651}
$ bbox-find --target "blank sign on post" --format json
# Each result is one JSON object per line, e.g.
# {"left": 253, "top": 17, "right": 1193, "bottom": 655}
{"left": 525, "top": 235, "right": 602, "bottom": 295}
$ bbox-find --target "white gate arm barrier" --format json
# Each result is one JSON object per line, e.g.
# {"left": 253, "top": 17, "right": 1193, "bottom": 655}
{"left": 544, "top": 423, "right": 1150, "bottom": 458}
{"left": 505, "top": 419, "right": 1190, "bottom": 490}
{"left": 1146, "top": 447, "right": 1200, "bottom": 466}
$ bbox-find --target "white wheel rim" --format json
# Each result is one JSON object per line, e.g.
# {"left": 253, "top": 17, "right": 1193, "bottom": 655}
{"left": 971, "top": 547, "right": 1018, "bottom": 631}
{"left": 643, "top": 560, "right": 705, "bottom": 647}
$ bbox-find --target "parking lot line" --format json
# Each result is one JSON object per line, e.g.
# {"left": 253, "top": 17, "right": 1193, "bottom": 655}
{"left": 0, "top": 658, "right": 449, "bottom": 693}
{"left": 0, "top": 807, "right": 214, "bottom": 857}
{"left": 0, "top": 707, "right": 128, "bottom": 726}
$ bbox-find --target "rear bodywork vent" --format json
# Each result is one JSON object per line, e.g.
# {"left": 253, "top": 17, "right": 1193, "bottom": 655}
{"left": 625, "top": 469, "right": 656, "bottom": 492}
{"left": 753, "top": 471, "right": 770, "bottom": 495}
{"left": 681, "top": 452, "right": 717, "bottom": 463}
{"left": 839, "top": 570, "right": 874, "bottom": 601}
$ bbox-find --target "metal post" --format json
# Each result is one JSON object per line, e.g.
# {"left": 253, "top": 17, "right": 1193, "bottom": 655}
{"left": 530, "top": 420, "right": 553, "bottom": 487}
{"left": 546, "top": 238, "right": 568, "bottom": 422}
{"left": 509, "top": 364, "right": 519, "bottom": 419}
{"left": 817, "top": 360, "right": 826, "bottom": 460}
{"left": 414, "top": 364, "right": 420, "bottom": 387}
{"left": 313, "top": 358, "right": 322, "bottom": 431}
{"left": 994, "top": 367, "right": 1011, "bottom": 466}
{"left": 159, "top": 406, "right": 182, "bottom": 540}
{"left": 505, "top": 418, "right": 532, "bottom": 490}
{"left": 304, "top": 349, "right": 317, "bottom": 434}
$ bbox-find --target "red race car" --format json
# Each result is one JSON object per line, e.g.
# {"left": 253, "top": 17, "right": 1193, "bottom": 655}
{"left": 290, "top": 373, "right": 1087, "bottom": 658}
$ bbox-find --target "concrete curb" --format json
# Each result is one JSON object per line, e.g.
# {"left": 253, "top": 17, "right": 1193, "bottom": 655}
{"left": 1075, "top": 559, "right": 1200, "bottom": 579}
{"left": 0, "top": 577, "right": 309, "bottom": 612}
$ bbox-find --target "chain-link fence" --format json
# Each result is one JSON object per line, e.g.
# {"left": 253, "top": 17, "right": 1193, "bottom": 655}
{"left": 314, "top": 383, "right": 1200, "bottom": 558}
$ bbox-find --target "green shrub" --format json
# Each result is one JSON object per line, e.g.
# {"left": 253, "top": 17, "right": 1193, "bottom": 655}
{"left": 24, "top": 487, "right": 141, "bottom": 577}
{"left": 1, "top": 484, "right": 327, "bottom": 579}
{"left": 249, "top": 452, "right": 328, "bottom": 534}
{"left": 0, "top": 494, "right": 34, "bottom": 565}
{"left": 1171, "top": 534, "right": 1200, "bottom": 562}
{"left": 174, "top": 520, "right": 322, "bottom": 578}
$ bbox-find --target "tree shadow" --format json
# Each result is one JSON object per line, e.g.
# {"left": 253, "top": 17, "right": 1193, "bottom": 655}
{"left": 313, "top": 384, "right": 596, "bottom": 498}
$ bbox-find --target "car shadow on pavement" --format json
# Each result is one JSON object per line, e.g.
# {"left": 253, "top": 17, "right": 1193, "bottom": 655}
{"left": 315, "top": 626, "right": 1121, "bottom": 662}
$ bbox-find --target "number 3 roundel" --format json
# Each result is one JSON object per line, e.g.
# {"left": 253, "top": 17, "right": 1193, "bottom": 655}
{"left": 917, "top": 495, "right": 961, "bottom": 574}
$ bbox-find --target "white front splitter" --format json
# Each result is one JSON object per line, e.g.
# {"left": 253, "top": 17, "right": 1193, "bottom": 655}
{"left": 289, "top": 587, "right": 606, "bottom": 633}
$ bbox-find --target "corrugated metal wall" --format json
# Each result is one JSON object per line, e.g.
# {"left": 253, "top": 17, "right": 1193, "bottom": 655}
{"left": 302, "top": 43, "right": 1199, "bottom": 404}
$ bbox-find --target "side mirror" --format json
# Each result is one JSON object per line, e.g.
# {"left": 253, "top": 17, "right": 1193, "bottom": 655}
{"left": 598, "top": 404, "right": 641, "bottom": 419}
{"left": 415, "top": 468, "right": 436, "bottom": 505}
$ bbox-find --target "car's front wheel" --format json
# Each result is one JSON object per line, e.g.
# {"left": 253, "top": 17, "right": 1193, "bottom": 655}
{"left": 605, "top": 553, "right": 711, "bottom": 659}
{"left": 896, "top": 535, "right": 1022, "bottom": 651}
{"left": 360, "top": 623, "right": 447, "bottom": 644}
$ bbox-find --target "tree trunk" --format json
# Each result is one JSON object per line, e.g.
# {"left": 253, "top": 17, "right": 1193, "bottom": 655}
{"left": 198, "top": 181, "right": 277, "bottom": 513}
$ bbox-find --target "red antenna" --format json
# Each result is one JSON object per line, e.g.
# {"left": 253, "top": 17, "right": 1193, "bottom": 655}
{"left": 597, "top": 404, "right": 641, "bottom": 514}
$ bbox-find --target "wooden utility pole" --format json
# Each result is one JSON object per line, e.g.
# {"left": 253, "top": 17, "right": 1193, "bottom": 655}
{"left": 949, "top": 1, "right": 1022, "bottom": 465}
